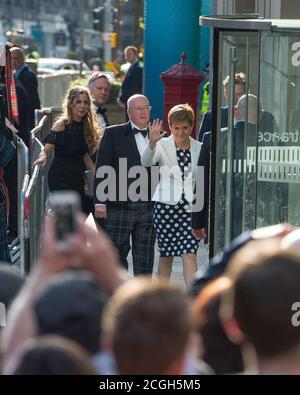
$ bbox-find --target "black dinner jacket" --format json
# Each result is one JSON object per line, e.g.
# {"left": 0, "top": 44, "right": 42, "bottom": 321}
{"left": 14, "top": 77, "right": 30, "bottom": 148}
{"left": 192, "top": 122, "right": 258, "bottom": 233}
{"left": 198, "top": 106, "right": 278, "bottom": 142}
{"left": 17, "top": 65, "right": 41, "bottom": 130}
{"left": 94, "top": 122, "right": 153, "bottom": 205}
{"left": 119, "top": 61, "right": 143, "bottom": 105}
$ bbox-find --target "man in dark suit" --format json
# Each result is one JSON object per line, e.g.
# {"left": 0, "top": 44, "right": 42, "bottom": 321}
{"left": 198, "top": 72, "right": 278, "bottom": 142}
{"left": 117, "top": 46, "right": 143, "bottom": 121}
{"left": 192, "top": 94, "right": 278, "bottom": 247}
{"left": 11, "top": 47, "right": 41, "bottom": 131}
{"left": 94, "top": 94, "right": 156, "bottom": 275}
{"left": 14, "top": 77, "right": 30, "bottom": 147}
{"left": 88, "top": 72, "right": 111, "bottom": 129}
{"left": 4, "top": 78, "right": 30, "bottom": 242}
{"left": 0, "top": 104, "right": 17, "bottom": 261}
{"left": 197, "top": 72, "right": 246, "bottom": 142}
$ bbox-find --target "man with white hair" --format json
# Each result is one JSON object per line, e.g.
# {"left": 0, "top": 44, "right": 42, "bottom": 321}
{"left": 236, "top": 93, "right": 259, "bottom": 123}
{"left": 93, "top": 94, "right": 156, "bottom": 276}
{"left": 192, "top": 94, "right": 260, "bottom": 243}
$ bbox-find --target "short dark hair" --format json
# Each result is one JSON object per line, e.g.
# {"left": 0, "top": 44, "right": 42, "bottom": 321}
{"left": 193, "top": 277, "right": 244, "bottom": 374}
{"left": 14, "top": 336, "right": 98, "bottom": 375}
{"left": 0, "top": 263, "right": 24, "bottom": 308}
{"left": 103, "top": 277, "right": 192, "bottom": 374}
{"left": 34, "top": 272, "right": 107, "bottom": 354}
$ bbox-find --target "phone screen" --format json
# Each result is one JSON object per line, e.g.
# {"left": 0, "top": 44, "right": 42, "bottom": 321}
{"left": 55, "top": 203, "right": 77, "bottom": 240}
{"left": 48, "top": 191, "right": 81, "bottom": 252}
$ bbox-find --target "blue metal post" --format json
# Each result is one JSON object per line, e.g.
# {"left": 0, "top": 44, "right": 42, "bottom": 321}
{"left": 199, "top": 1, "right": 213, "bottom": 112}
{"left": 200, "top": 0, "right": 212, "bottom": 71}
{"left": 144, "top": 0, "right": 201, "bottom": 120}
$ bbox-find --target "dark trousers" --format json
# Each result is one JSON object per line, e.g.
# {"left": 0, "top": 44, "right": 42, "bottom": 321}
{"left": 98, "top": 202, "right": 155, "bottom": 276}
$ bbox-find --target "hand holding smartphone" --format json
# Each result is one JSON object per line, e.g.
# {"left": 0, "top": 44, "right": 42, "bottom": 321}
{"left": 48, "top": 191, "right": 81, "bottom": 252}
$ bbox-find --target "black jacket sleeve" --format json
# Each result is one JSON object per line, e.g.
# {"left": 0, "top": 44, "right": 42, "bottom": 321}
{"left": 119, "top": 63, "right": 143, "bottom": 105}
{"left": 192, "top": 132, "right": 211, "bottom": 231}
{"left": 93, "top": 127, "right": 114, "bottom": 205}
{"left": 197, "top": 111, "right": 212, "bottom": 142}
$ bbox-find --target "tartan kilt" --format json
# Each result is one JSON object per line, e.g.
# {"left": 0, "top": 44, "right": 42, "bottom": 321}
{"left": 0, "top": 130, "right": 17, "bottom": 169}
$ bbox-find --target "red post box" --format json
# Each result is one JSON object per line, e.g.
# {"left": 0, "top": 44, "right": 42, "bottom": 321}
{"left": 161, "top": 53, "right": 203, "bottom": 138}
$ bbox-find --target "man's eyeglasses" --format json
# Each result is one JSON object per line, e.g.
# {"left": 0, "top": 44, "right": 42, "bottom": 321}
{"left": 129, "top": 106, "right": 152, "bottom": 111}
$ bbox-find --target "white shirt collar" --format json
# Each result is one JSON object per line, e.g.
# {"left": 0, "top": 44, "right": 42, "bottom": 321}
{"left": 130, "top": 121, "right": 147, "bottom": 131}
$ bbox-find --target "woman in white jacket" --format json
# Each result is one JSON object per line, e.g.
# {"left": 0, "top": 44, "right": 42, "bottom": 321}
{"left": 142, "top": 104, "right": 202, "bottom": 286}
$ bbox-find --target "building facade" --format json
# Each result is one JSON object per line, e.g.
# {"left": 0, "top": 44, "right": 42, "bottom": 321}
{"left": 0, "top": 0, "right": 143, "bottom": 62}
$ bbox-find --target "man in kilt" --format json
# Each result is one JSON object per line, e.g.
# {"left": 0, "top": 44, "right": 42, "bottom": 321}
{"left": 0, "top": 43, "right": 19, "bottom": 262}
{"left": 0, "top": 125, "right": 16, "bottom": 262}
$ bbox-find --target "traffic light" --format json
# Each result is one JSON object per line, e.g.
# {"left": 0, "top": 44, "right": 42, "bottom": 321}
{"left": 111, "top": 32, "right": 118, "bottom": 48}
{"left": 93, "top": 7, "right": 104, "bottom": 32}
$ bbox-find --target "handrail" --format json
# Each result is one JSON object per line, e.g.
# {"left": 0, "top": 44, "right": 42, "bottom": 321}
{"left": 31, "top": 114, "right": 48, "bottom": 136}
{"left": 17, "top": 107, "right": 61, "bottom": 275}
{"left": 19, "top": 173, "right": 30, "bottom": 275}
{"left": 16, "top": 138, "right": 30, "bottom": 274}
{"left": 23, "top": 138, "right": 47, "bottom": 273}
{"left": 24, "top": 164, "right": 41, "bottom": 220}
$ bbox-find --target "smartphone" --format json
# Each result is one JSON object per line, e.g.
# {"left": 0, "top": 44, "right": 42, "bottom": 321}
{"left": 48, "top": 191, "right": 81, "bottom": 252}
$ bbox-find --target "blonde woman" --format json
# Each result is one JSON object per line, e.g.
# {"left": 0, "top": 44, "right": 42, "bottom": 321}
{"left": 34, "top": 86, "right": 102, "bottom": 214}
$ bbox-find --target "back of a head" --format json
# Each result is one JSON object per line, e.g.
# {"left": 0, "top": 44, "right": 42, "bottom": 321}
{"left": 236, "top": 94, "right": 259, "bottom": 122}
{"left": 34, "top": 272, "right": 107, "bottom": 355}
{"left": 103, "top": 277, "right": 192, "bottom": 375}
{"left": 193, "top": 277, "right": 244, "bottom": 374}
{"left": 223, "top": 240, "right": 300, "bottom": 359}
{"left": 0, "top": 263, "right": 24, "bottom": 308}
{"left": 13, "top": 336, "right": 98, "bottom": 375}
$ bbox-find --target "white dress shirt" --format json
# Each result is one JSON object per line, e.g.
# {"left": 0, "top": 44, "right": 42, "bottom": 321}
{"left": 92, "top": 102, "right": 107, "bottom": 129}
{"left": 130, "top": 121, "right": 149, "bottom": 156}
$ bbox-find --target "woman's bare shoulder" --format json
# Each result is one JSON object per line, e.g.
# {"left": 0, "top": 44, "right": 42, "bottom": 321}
{"left": 51, "top": 120, "right": 66, "bottom": 132}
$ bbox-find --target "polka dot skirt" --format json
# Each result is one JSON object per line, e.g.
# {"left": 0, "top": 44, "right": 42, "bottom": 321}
{"left": 153, "top": 148, "right": 199, "bottom": 257}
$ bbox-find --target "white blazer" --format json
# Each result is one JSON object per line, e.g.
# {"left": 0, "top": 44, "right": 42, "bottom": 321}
{"left": 141, "top": 135, "right": 202, "bottom": 205}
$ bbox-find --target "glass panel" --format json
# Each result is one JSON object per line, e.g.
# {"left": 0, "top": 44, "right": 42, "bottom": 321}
{"left": 214, "top": 31, "right": 260, "bottom": 253}
{"left": 258, "top": 32, "right": 300, "bottom": 227}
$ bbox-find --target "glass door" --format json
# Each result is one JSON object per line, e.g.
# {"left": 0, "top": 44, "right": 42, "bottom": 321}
{"left": 213, "top": 30, "right": 260, "bottom": 253}
{"left": 212, "top": 28, "right": 300, "bottom": 254}
{"left": 258, "top": 31, "right": 300, "bottom": 228}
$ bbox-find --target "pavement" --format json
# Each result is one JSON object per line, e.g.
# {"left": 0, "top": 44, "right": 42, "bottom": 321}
{"left": 13, "top": 214, "right": 209, "bottom": 285}
{"left": 127, "top": 240, "right": 209, "bottom": 289}
{"left": 85, "top": 213, "right": 209, "bottom": 288}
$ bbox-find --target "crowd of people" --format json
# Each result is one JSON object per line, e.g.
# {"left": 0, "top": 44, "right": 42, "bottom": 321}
{"left": 0, "top": 43, "right": 41, "bottom": 261}
{"left": 1, "top": 217, "right": 300, "bottom": 375}
{"left": 2, "top": 42, "right": 298, "bottom": 376}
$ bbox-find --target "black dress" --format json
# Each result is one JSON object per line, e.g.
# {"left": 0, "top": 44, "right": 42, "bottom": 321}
{"left": 45, "top": 121, "right": 92, "bottom": 214}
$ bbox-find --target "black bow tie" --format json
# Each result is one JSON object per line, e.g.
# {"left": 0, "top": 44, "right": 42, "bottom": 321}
{"left": 96, "top": 107, "right": 107, "bottom": 115}
{"left": 133, "top": 128, "right": 148, "bottom": 138}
